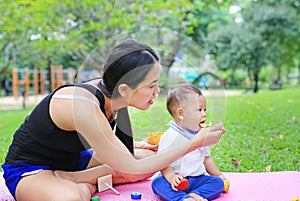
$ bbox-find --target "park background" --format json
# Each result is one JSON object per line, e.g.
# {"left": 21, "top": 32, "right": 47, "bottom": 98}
{"left": 0, "top": 0, "right": 299, "bottom": 172}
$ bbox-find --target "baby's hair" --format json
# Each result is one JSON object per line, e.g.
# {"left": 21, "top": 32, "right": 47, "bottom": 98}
{"left": 166, "top": 83, "right": 203, "bottom": 117}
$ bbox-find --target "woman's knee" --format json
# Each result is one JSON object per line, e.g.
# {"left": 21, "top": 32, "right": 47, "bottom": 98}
{"left": 76, "top": 183, "right": 96, "bottom": 201}
{"left": 16, "top": 176, "right": 95, "bottom": 201}
{"left": 51, "top": 183, "right": 95, "bottom": 201}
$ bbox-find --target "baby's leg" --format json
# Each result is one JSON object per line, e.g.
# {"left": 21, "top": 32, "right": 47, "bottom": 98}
{"left": 189, "top": 175, "right": 223, "bottom": 200}
{"left": 152, "top": 175, "right": 191, "bottom": 201}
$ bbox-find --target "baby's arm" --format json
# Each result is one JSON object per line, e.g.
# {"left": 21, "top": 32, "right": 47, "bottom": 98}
{"left": 161, "top": 167, "right": 184, "bottom": 191}
{"left": 204, "top": 156, "right": 227, "bottom": 180}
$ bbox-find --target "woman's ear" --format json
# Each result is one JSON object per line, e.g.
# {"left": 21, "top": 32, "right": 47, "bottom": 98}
{"left": 176, "top": 107, "right": 184, "bottom": 120}
{"left": 118, "top": 84, "right": 129, "bottom": 97}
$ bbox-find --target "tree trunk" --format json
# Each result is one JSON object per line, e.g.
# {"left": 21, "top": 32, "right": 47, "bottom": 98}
{"left": 277, "top": 66, "right": 281, "bottom": 82}
{"left": 230, "top": 68, "right": 236, "bottom": 86}
{"left": 161, "top": 11, "right": 190, "bottom": 73}
{"left": 47, "top": 57, "right": 52, "bottom": 92}
{"left": 298, "top": 63, "right": 300, "bottom": 85}
{"left": 253, "top": 71, "right": 259, "bottom": 93}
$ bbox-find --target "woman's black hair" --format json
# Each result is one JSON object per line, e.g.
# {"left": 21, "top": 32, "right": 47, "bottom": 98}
{"left": 98, "top": 40, "right": 159, "bottom": 154}
{"left": 99, "top": 39, "right": 159, "bottom": 98}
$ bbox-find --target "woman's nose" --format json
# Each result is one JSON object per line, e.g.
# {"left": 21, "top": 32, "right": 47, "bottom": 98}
{"left": 155, "top": 85, "right": 160, "bottom": 95}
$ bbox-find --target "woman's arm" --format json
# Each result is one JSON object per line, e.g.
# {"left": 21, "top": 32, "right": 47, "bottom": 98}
{"left": 51, "top": 88, "right": 225, "bottom": 180}
{"left": 80, "top": 104, "right": 225, "bottom": 177}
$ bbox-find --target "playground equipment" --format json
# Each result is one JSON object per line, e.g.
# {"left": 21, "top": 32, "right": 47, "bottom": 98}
{"left": 12, "top": 65, "right": 75, "bottom": 100}
{"left": 50, "top": 65, "right": 75, "bottom": 92}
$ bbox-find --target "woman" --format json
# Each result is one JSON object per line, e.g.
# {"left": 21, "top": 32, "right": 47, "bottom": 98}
{"left": 2, "top": 39, "right": 225, "bottom": 201}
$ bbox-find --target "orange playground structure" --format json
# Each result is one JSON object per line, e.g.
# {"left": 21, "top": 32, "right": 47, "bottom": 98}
{"left": 12, "top": 65, "right": 75, "bottom": 99}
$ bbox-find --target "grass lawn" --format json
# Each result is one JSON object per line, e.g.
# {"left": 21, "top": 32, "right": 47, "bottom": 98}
{"left": 0, "top": 88, "right": 299, "bottom": 172}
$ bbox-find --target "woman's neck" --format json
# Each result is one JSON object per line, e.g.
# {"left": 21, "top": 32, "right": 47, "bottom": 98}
{"left": 87, "top": 79, "right": 129, "bottom": 115}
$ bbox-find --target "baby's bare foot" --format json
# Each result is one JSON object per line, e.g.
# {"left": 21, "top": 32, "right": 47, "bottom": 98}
{"left": 189, "top": 193, "right": 207, "bottom": 201}
{"left": 183, "top": 198, "right": 196, "bottom": 201}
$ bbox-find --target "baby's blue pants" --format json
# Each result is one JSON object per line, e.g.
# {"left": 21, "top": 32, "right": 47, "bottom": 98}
{"left": 151, "top": 174, "right": 224, "bottom": 201}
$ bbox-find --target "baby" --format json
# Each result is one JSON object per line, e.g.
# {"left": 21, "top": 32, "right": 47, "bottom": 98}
{"left": 151, "top": 83, "right": 227, "bottom": 201}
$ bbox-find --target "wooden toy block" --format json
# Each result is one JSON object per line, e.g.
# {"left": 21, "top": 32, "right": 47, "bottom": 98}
{"left": 97, "top": 174, "right": 120, "bottom": 195}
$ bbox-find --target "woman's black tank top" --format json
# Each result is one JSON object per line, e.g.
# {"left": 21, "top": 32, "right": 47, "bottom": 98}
{"left": 4, "top": 84, "right": 133, "bottom": 170}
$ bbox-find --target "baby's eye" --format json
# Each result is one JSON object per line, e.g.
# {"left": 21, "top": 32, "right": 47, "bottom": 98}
{"left": 198, "top": 108, "right": 207, "bottom": 112}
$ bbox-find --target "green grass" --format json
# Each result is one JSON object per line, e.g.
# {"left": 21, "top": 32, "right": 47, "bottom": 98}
{"left": 1, "top": 88, "right": 299, "bottom": 172}
{"left": 213, "top": 89, "right": 300, "bottom": 172}
{"left": 0, "top": 106, "right": 35, "bottom": 168}
{"left": 130, "top": 88, "right": 300, "bottom": 172}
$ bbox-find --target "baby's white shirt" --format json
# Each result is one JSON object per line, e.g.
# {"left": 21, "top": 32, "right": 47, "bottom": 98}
{"left": 158, "top": 126, "right": 210, "bottom": 177}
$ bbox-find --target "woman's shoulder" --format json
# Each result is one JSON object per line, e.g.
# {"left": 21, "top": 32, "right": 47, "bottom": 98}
{"left": 53, "top": 83, "right": 101, "bottom": 98}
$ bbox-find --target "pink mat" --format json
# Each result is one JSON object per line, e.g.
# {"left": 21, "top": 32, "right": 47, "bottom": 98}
{"left": 94, "top": 171, "right": 300, "bottom": 201}
{"left": 0, "top": 172, "right": 14, "bottom": 201}
{"left": 1, "top": 172, "right": 299, "bottom": 201}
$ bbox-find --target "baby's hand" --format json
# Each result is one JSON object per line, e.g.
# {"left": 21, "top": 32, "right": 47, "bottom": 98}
{"left": 169, "top": 174, "right": 184, "bottom": 191}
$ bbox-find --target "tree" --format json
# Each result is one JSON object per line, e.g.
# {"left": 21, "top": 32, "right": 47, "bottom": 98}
{"left": 205, "top": 23, "right": 268, "bottom": 92}
{"left": 241, "top": 0, "right": 299, "bottom": 84}
{"left": 204, "top": 0, "right": 300, "bottom": 92}
{"left": 0, "top": 0, "right": 194, "bottom": 73}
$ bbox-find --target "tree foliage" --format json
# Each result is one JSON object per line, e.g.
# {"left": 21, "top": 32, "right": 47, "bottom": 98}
{"left": 205, "top": 0, "right": 300, "bottom": 92}
{"left": 0, "top": 0, "right": 194, "bottom": 73}
{"left": 0, "top": 0, "right": 299, "bottom": 90}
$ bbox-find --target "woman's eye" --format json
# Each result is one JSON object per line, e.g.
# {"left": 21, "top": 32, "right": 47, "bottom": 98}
{"left": 149, "top": 84, "right": 158, "bottom": 88}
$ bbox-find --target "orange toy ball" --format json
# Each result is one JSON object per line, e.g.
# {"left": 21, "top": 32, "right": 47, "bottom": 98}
{"left": 223, "top": 179, "right": 229, "bottom": 193}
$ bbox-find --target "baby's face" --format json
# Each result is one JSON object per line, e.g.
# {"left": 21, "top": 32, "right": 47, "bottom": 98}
{"left": 180, "top": 93, "right": 206, "bottom": 131}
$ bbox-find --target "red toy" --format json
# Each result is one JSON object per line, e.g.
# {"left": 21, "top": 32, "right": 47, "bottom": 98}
{"left": 177, "top": 178, "right": 189, "bottom": 191}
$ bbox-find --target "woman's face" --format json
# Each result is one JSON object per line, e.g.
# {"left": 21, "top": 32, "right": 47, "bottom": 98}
{"left": 129, "top": 60, "right": 160, "bottom": 110}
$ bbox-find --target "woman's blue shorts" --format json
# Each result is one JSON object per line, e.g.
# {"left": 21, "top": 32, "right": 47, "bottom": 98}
{"left": 2, "top": 149, "right": 94, "bottom": 199}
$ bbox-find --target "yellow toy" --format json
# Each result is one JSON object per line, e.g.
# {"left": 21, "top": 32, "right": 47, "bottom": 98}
{"left": 291, "top": 197, "right": 300, "bottom": 201}
{"left": 147, "top": 132, "right": 164, "bottom": 145}
{"left": 222, "top": 179, "right": 229, "bottom": 193}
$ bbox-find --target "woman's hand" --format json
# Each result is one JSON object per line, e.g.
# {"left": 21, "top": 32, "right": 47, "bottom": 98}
{"left": 193, "top": 123, "right": 226, "bottom": 148}
{"left": 134, "top": 140, "right": 158, "bottom": 152}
